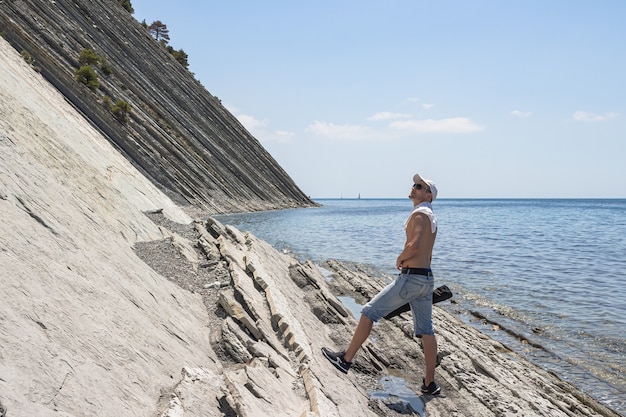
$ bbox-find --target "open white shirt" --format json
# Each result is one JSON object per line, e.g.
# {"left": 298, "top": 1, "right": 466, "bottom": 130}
{"left": 404, "top": 202, "right": 437, "bottom": 233}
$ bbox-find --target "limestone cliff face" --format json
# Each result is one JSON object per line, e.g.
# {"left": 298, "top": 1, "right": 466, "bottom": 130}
{"left": 0, "top": 0, "right": 315, "bottom": 214}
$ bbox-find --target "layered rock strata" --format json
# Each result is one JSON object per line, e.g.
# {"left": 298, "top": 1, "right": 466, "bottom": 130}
{"left": 0, "top": 0, "right": 315, "bottom": 214}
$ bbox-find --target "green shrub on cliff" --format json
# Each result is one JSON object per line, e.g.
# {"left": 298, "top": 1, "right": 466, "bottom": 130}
{"left": 118, "top": 0, "right": 134, "bottom": 13}
{"left": 165, "top": 45, "right": 189, "bottom": 70}
{"left": 20, "top": 50, "right": 41, "bottom": 72}
{"left": 112, "top": 99, "right": 131, "bottom": 123}
{"left": 99, "top": 59, "right": 112, "bottom": 76}
{"left": 78, "top": 48, "right": 112, "bottom": 75}
{"left": 20, "top": 50, "right": 33, "bottom": 65}
{"left": 78, "top": 48, "right": 100, "bottom": 66}
{"left": 75, "top": 65, "right": 99, "bottom": 90}
{"left": 102, "top": 95, "right": 131, "bottom": 123}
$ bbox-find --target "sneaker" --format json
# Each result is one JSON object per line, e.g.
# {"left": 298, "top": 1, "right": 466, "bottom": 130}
{"left": 321, "top": 347, "right": 351, "bottom": 374}
{"left": 421, "top": 378, "right": 441, "bottom": 395}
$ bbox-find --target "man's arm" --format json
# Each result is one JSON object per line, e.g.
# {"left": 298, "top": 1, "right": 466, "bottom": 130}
{"left": 396, "top": 212, "right": 428, "bottom": 269}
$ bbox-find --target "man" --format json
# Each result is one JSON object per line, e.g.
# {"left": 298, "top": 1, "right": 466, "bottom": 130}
{"left": 321, "top": 173, "right": 441, "bottom": 395}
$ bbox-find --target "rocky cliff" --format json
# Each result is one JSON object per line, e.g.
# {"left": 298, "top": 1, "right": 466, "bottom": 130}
{"left": 0, "top": 0, "right": 315, "bottom": 215}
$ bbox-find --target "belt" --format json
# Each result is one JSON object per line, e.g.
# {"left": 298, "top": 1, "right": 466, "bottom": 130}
{"left": 401, "top": 268, "right": 432, "bottom": 276}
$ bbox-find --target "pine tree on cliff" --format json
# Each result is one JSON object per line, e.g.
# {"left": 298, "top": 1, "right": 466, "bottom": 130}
{"left": 148, "top": 21, "right": 170, "bottom": 44}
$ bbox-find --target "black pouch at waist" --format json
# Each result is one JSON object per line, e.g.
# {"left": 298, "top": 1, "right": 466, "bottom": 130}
{"left": 383, "top": 285, "right": 453, "bottom": 320}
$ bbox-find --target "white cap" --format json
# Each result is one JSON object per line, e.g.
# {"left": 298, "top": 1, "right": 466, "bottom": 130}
{"left": 413, "top": 173, "right": 438, "bottom": 201}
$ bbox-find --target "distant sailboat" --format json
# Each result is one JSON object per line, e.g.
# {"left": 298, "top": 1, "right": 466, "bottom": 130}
{"left": 358, "top": 193, "right": 360, "bottom": 199}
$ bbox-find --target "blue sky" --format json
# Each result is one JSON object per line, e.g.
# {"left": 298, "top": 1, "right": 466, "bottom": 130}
{"left": 130, "top": 1, "right": 625, "bottom": 199}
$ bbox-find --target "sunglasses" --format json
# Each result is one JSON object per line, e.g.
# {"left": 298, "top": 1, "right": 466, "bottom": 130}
{"left": 413, "top": 183, "right": 431, "bottom": 192}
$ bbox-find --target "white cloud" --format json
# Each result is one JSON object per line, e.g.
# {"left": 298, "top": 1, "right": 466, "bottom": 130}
{"left": 306, "top": 121, "right": 376, "bottom": 140}
{"left": 510, "top": 110, "right": 532, "bottom": 118}
{"left": 404, "top": 97, "right": 433, "bottom": 109}
{"left": 367, "top": 111, "right": 412, "bottom": 121}
{"left": 271, "top": 130, "right": 296, "bottom": 143}
{"left": 306, "top": 116, "right": 484, "bottom": 140}
{"left": 233, "top": 112, "right": 295, "bottom": 143}
{"left": 390, "top": 117, "right": 483, "bottom": 134}
{"left": 236, "top": 114, "right": 269, "bottom": 130}
{"left": 224, "top": 103, "right": 239, "bottom": 114}
{"left": 573, "top": 111, "right": 619, "bottom": 122}
{"left": 252, "top": 129, "right": 296, "bottom": 144}
{"left": 235, "top": 106, "right": 482, "bottom": 144}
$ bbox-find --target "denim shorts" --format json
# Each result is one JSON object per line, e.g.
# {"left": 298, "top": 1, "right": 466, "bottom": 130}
{"left": 361, "top": 271, "right": 435, "bottom": 336}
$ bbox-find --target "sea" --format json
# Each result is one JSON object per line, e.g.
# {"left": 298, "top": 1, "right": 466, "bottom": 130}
{"left": 214, "top": 198, "right": 626, "bottom": 415}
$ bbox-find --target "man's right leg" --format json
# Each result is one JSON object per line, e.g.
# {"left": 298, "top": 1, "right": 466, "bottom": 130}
{"left": 422, "top": 334, "right": 437, "bottom": 384}
{"left": 420, "top": 333, "right": 441, "bottom": 395}
{"left": 343, "top": 315, "right": 374, "bottom": 362}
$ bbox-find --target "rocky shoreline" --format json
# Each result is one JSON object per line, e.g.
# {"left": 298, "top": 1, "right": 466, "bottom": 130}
{"left": 132, "top": 212, "right": 621, "bottom": 417}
